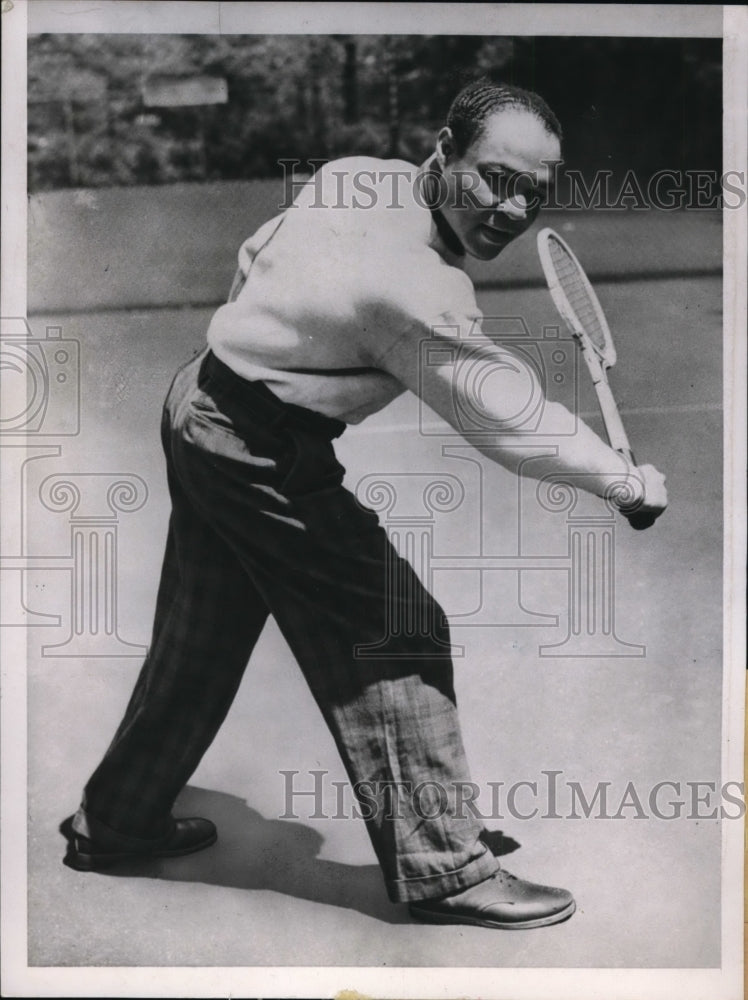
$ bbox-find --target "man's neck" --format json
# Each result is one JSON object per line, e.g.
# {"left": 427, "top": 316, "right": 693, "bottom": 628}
{"left": 418, "top": 157, "right": 466, "bottom": 262}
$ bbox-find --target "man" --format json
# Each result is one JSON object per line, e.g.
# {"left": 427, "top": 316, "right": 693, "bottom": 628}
{"left": 64, "top": 81, "right": 667, "bottom": 929}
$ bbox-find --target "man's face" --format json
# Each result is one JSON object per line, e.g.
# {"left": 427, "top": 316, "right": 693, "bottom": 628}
{"left": 436, "top": 108, "right": 562, "bottom": 260}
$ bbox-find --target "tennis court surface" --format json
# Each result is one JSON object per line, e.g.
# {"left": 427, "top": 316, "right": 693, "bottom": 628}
{"left": 20, "top": 190, "right": 725, "bottom": 968}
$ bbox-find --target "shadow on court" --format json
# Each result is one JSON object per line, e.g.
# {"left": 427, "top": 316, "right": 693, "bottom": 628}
{"left": 58, "top": 786, "right": 521, "bottom": 927}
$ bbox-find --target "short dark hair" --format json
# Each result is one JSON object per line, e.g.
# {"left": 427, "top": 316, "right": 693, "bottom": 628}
{"left": 446, "top": 80, "right": 562, "bottom": 155}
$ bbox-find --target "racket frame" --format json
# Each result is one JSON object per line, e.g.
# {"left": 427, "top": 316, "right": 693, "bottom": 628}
{"left": 536, "top": 227, "right": 632, "bottom": 460}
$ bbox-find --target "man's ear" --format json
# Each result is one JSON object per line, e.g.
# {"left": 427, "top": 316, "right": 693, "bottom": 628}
{"left": 435, "top": 127, "right": 456, "bottom": 168}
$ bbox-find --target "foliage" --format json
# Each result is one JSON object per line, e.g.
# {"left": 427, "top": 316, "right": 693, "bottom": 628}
{"left": 27, "top": 34, "right": 721, "bottom": 191}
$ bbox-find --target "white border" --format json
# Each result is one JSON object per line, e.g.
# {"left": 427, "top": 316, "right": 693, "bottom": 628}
{"left": 722, "top": 3, "right": 748, "bottom": 992}
{"left": 0, "top": 1, "right": 29, "bottom": 998}
{"left": 25, "top": 1, "right": 723, "bottom": 37}
{"left": 2, "top": 3, "right": 744, "bottom": 998}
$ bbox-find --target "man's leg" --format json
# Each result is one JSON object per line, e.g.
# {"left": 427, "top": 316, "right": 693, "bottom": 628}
{"left": 221, "top": 441, "right": 574, "bottom": 924}
{"left": 74, "top": 488, "right": 270, "bottom": 842}
{"left": 170, "top": 394, "right": 499, "bottom": 903}
{"left": 70, "top": 358, "right": 270, "bottom": 846}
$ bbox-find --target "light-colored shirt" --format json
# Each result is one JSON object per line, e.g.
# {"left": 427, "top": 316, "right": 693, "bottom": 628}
{"left": 207, "top": 156, "right": 479, "bottom": 424}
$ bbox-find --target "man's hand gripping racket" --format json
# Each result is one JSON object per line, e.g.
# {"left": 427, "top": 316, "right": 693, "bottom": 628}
{"left": 536, "top": 228, "right": 667, "bottom": 530}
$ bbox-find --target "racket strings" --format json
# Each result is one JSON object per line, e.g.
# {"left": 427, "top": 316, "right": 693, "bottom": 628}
{"left": 548, "top": 237, "right": 609, "bottom": 354}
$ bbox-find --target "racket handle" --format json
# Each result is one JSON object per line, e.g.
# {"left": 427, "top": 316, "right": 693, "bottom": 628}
{"left": 626, "top": 510, "right": 658, "bottom": 530}
{"left": 616, "top": 447, "right": 658, "bottom": 530}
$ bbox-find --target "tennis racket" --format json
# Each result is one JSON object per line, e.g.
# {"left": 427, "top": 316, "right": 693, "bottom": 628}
{"left": 536, "top": 227, "right": 656, "bottom": 530}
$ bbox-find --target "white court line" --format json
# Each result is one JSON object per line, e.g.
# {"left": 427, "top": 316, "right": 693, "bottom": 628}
{"left": 356, "top": 400, "right": 723, "bottom": 435}
{"left": 590, "top": 401, "right": 723, "bottom": 417}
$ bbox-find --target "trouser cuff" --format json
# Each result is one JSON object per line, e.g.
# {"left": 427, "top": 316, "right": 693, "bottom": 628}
{"left": 71, "top": 807, "right": 174, "bottom": 849}
{"left": 385, "top": 845, "right": 500, "bottom": 903}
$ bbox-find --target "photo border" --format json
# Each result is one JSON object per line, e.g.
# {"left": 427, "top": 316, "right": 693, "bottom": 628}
{"left": 2, "top": 3, "right": 744, "bottom": 998}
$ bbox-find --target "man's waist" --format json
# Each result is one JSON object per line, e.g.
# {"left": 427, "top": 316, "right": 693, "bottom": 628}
{"left": 206, "top": 342, "right": 405, "bottom": 425}
{"left": 199, "top": 351, "right": 347, "bottom": 440}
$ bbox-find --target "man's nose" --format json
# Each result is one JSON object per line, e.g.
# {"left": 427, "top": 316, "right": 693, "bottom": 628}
{"left": 497, "top": 193, "right": 528, "bottom": 221}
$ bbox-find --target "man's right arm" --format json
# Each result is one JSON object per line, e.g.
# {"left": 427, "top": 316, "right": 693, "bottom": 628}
{"left": 374, "top": 312, "right": 667, "bottom": 519}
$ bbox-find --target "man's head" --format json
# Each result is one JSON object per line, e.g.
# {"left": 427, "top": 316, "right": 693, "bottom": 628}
{"left": 433, "top": 81, "right": 562, "bottom": 260}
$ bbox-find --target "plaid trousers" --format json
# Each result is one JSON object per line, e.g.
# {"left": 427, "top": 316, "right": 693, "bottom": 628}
{"left": 78, "top": 349, "right": 499, "bottom": 902}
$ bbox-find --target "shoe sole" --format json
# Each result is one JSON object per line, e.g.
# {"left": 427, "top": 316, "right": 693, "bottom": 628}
{"left": 409, "top": 898, "right": 576, "bottom": 930}
{"left": 63, "top": 830, "right": 218, "bottom": 872}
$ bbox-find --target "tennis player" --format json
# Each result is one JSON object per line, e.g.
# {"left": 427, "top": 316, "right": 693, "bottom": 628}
{"left": 63, "top": 81, "right": 667, "bottom": 929}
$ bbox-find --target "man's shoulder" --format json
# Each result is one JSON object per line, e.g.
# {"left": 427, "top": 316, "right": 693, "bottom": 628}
{"left": 294, "top": 156, "right": 422, "bottom": 215}
{"left": 318, "top": 155, "right": 419, "bottom": 179}
{"left": 281, "top": 155, "right": 480, "bottom": 318}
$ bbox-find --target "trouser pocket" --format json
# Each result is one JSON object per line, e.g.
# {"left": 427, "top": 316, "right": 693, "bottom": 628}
{"left": 279, "top": 427, "right": 346, "bottom": 498}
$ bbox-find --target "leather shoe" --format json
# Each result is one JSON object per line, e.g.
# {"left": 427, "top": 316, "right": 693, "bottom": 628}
{"left": 409, "top": 868, "right": 575, "bottom": 929}
{"left": 61, "top": 814, "right": 217, "bottom": 871}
